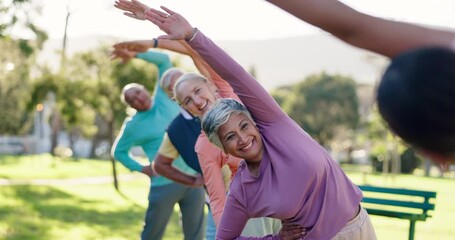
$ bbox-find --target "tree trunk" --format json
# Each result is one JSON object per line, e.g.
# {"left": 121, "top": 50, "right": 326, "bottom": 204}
{"left": 108, "top": 118, "right": 119, "bottom": 191}
{"left": 50, "top": 109, "right": 61, "bottom": 155}
{"left": 89, "top": 133, "right": 102, "bottom": 158}
{"left": 69, "top": 128, "right": 79, "bottom": 159}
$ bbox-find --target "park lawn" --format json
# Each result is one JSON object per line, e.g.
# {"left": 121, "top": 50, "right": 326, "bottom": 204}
{"left": 0, "top": 154, "right": 183, "bottom": 240}
{"left": 0, "top": 178, "right": 184, "bottom": 240}
{"left": 0, "top": 154, "right": 132, "bottom": 180}
{"left": 1, "top": 155, "right": 454, "bottom": 239}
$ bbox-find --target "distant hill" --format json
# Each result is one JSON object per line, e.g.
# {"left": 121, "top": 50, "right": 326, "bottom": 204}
{"left": 39, "top": 34, "right": 389, "bottom": 91}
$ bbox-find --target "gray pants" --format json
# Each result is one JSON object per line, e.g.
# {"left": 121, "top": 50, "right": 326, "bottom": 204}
{"left": 141, "top": 182, "right": 206, "bottom": 240}
{"left": 331, "top": 207, "right": 377, "bottom": 240}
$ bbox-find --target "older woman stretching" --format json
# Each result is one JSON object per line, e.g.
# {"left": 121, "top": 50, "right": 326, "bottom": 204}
{"left": 114, "top": 1, "right": 283, "bottom": 238}
{"left": 144, "top": 6, "right": 376, "bottom": 240}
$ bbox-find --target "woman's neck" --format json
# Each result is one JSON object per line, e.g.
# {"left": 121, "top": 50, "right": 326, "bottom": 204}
{"left": 246, "top": 161, "right": 261, "bottom": 177}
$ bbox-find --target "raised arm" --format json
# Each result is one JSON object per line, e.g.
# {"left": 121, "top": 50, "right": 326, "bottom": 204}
{"left": 113, "top": 36, "right": 236, "bottom": 99}
{"left": 114, "top": 39, "right": 190, "bottom": 56}
{"left": 266, "top": 0, "right": 455, "bottom": 58}
{"left": 144, "top": 6, "right": 285, "bottom": 124}
{"left": 180, "top": 41, "right": 239, "bottom": 100}
{"left": 134, "top": 50, "right": 175, "bottom": 109}
{"left": 114, "top": 0, "right": 149, "bottom": 21}
{"left": 115, "top": 38, "right": 235, "bottom": 98}
{"left": 111, "top": 47, "right": 173, "bottom": 78}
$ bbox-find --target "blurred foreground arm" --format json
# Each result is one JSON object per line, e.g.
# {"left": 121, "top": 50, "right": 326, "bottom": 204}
{"left": 266, "top": 0, "right": 455, "bottom": 58}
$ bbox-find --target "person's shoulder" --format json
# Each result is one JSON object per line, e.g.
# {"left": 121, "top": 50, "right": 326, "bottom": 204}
{"left": 196, "top": 132, "right": 209, "bottom": 145}
{"left": 168, "top": 113, "right": 184, "bottom": 127}
{"left": 196, "top": 135, "right": 226, "bottom": 162}
{"left": 232, "top": 161, "right": 247, "bottom": 180}
{"left": 122, "top": 114, "right": 137, "bottom": 127}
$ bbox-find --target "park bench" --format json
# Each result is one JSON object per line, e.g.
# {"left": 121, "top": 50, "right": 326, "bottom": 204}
{"left": 358, "top": 185, "right": 437, "bottom": 240}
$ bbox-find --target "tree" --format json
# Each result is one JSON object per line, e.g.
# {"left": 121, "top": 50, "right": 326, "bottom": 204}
{"left": 29, "top": 68, "right": 97, "bottom": 156}
{"left": 0, "top": 38, "right": 43, "bottom": 135}
{"left": 0, "top": 0, "right": 47, "bottom": 136}
{"left": 278, "top": 72, "right": 360, "bottom": 146}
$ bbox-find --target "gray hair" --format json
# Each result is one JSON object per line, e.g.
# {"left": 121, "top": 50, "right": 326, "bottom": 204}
{"left": 173, "top": 72, "right": 209, "bottom": 104}
{"left": 121, "top": 83, "right": 145, "bottom": 106}
{"left": 201, "top": 98, "right": 254, "bottom": 151}
{"left": 160, "top": 68, "right": 184, "bottom": 95}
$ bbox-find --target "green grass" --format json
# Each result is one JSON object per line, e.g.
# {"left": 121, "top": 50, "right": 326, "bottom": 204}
{"left": 0, "top": 154, "right": 132, "bottom": 180}
{"left": 1, "top": 155, "right": 454, "bottom": 240}
{"left": 0, "top": 155, "right": 184, "bottom": 240}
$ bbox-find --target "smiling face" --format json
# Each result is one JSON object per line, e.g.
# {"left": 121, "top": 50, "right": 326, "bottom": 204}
{"left": 217, "top": 113, "right": 263, "bottom": 162}
{"left": 124, "top": 86, "right": 152, "bottom": 111}
{"left": 175, "top": 77, "right": 218, "bottom": 117}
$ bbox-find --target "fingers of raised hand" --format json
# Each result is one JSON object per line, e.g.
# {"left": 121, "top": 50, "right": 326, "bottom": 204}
{"left": 160, "top": 6, "right": 176, "bottom": 15}
{"left": 146, "top": 8, "right": 168, "bottom": 21}
{"left": 114, "top": 1, "right": 130, "bottom": 11}
{"left": 144, "top": 11, "right": 166, "bottom": 28}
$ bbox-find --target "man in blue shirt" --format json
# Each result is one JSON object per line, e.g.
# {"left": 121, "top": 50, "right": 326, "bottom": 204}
{"left": 111, "top": 48, "right": 205, "bottom": 240}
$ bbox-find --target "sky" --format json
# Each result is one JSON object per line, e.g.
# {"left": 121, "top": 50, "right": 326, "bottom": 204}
{"left": 27, "top": 0, "right": 455, "bottom": 41}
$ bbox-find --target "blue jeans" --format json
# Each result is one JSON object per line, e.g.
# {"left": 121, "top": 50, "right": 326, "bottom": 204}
{"left": 141, "top": 182, "right": 206, "bottom": 240}
{"left": 205, "top": 205, "right": 216, "bottom": 240}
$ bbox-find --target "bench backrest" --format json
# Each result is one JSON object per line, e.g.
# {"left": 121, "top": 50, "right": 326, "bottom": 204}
{"left": 358, "top": 185, "right": 437, "bottom": 218}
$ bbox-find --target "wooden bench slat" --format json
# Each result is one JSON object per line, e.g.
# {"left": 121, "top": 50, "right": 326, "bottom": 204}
{"left": 357, "top": 185, "right": 437, "bottom": 240}
{"left": 364, "top": 208, "right": 430, "bottom": 221}
{"left": 359, "top": 185, "right": 436, "bottom": 198}
{"left": 362, "top": 197, "right": 435, "bottom": 211}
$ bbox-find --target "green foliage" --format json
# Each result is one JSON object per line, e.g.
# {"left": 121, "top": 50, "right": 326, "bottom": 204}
{"left": 363, "top": 107, "right": 413, "bottom": 171}
{"left": 23, "top": 43, "right": 161, "bottom": 156}
{"left": 271, "top": 85, "right": 293, "bottom": 107}
{"left": 18, "top": 39, "right": 34, "bottom": 56}
{"left": 0, "top": 0, "right": 47, "bottom": 135}
{"left": 0, "top": 38, "right": 34, "bottom": 134}
{"left": 27, "top": 68, "right": 60, "bottom": 110}
{"left": 275, "top": 72, "right": 360, "bottom": 146}
{"left": 112, "top": 59, "right": 157, "bottom": 93}
{"left": 365, "top": 107, "right": 390, "bottom": 140}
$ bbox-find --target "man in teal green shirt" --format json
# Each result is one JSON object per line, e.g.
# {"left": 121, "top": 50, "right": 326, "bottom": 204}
{"left": 111, "top": 50, "right": 205, "bottom": 240}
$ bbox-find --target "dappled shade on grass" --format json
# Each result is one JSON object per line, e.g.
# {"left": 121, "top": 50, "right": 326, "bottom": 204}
{"left": 1, "top": 184, "right": 146, "bottom": 239}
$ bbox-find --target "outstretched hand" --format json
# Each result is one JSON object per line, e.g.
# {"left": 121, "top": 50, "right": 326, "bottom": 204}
{"left": 114, "top": 0, "right": 149, "bottom": 20}
{"left": 110, "top": 47, "right": 137, "bottom": 64}
{"left": 144, "top": 6, "right": 196, "bottom": 41}
{"left": 113, "top": 40, "right": 154, "bottom": 53}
